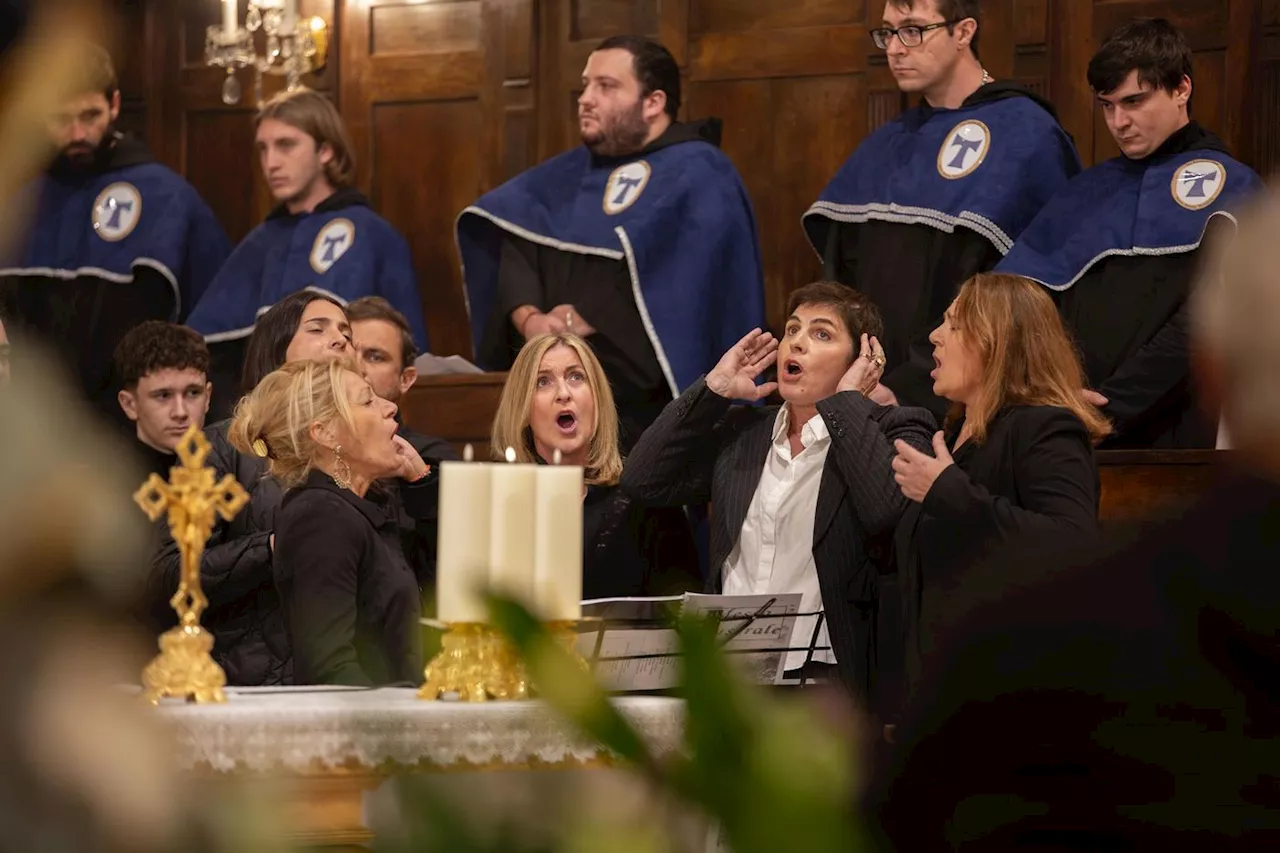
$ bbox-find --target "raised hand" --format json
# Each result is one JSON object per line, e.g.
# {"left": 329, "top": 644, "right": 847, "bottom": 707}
{"left": 892, "top": 431, "right": 954, "bottom": 503}
{"left": 836, "top": 334, "right": 887, "bottom": 397}
{"left": 391, "top": 434, "right": 431, "bottom": 482}
{"left": 706, "top": 328, "right": 779, "bottom": 402}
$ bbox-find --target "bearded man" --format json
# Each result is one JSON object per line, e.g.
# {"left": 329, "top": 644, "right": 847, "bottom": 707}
{"left": 457, "top": 35, "right": 765, "bottom": 450}
{"left": 0, "top": 43, "right": 228, "bottom": 417}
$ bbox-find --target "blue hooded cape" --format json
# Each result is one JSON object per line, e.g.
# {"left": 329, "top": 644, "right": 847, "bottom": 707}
{"left": 1, "top": 137, "right": 229, "bottom": 319}
{"left": 803, "top": 92, "right": 1080, "bottom": 256}
{"left": 456, "top": 138, "right": 764, "bottom": 396}
{"left": 996, "top": 149, "right": 1263, "bottom": 289}
{"left": 186, "top": 190, "right": 428, "bottom": 349}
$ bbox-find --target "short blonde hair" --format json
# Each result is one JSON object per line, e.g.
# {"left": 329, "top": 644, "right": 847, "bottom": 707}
{"left": 490, "top": 334, "right": 623, "bottom": 486}
{"left": 255, "top": 87, "right": 356, "bottom": 189}
{"left": 1192, "top": 197, "right": 1280, "bottom": 450}
{"left": 228, "top": 359, "right": 360, "bottom": 488}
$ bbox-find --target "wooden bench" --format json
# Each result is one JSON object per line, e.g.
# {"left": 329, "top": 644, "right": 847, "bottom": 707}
{"left": 401, "top": 372, "right": 508, "bottom": 460}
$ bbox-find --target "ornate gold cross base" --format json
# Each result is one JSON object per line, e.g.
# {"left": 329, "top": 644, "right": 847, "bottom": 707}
{"left": 419, "top": 621, "right": 590, "bottom": 702}
{"left": 141, "top": 623, "right": 228, "bottom": 704}
{"left": 419, "top": 623, "right": 529, "bottom": 702}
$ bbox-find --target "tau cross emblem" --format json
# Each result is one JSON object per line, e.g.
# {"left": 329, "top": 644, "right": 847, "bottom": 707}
{"left": 603, "top": 161, "right": 652, "bottom": 215}
{"left": 134, "top": 426, "right": 249, "bottom": 703}
{"left": 937, "top": 120, "right": 991, "bottom": 180}
{"left": 1172, "top": 159, "right": 1226, "bottom": 211}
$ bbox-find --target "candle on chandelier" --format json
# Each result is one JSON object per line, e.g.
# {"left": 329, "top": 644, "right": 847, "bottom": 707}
{"left": 283, "top": 0, "right": 298, "bottom": 31}
{"left": 223, "top": 0, "right": 237, "bottom": 38}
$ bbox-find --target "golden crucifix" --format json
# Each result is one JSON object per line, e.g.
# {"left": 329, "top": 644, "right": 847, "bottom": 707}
{"left": 134, "top": 426, "right": 249, "bottom": 703}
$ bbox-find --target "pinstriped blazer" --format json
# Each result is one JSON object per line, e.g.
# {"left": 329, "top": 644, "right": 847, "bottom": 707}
{"left": 621, "top": 377, "right": 936, "bottom": 700}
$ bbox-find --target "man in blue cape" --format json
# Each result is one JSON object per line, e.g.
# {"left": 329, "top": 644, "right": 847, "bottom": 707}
{"left": 186, "top": 88, "right": 427, "bottom": 420}
{"left": 457, "top": 35, "right": 765, "bottom": 450}
{"left": 0, "top": 44, "right": 228, "bottom": 417}
{"left": 996, "top": 19, "right": 1262, "bottom": 448}
{"left": 804, "top": 0, "right": 1080, "bottom": 421}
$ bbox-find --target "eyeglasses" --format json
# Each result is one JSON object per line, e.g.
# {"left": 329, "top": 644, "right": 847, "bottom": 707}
{"left": 871, "top": 20, "right": 956, "bottom": 49}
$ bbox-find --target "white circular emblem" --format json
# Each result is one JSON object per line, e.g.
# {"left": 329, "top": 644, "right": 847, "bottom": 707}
{"left": 1171, "top": 159, "right": 1226, "bottom": 211}
{"left": 603, "top": 161, "right": 651, "bottom": 215}
{"left": 937, "top": 120, "right": 991, "bottom": 180}
{"left": 310, "top": 218, "right": 356, "bottom": 274}
{"left": 91, "top": 182, "right": 142, "bottom": 242}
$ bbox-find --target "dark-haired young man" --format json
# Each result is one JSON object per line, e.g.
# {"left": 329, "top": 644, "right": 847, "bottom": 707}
{"left": 997, "top": 19, "right": 1262, "bottom": 447}
{"left": 0, "top": 44, "right": 228, "bottom": 415}
{"left": 457, "top": 35, "right": 765, "bottom": 450}
{"left": 113, "top": 320, "right": 212, "bottom": 476}
{"left": 805, "top": 0, "right": 1080, "bottom": 421}
{"left": 347, "top": 295, "right": 457, "bottom": 462}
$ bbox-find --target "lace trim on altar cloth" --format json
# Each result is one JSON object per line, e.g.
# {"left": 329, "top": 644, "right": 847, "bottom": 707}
{"left": 153, "top": 687, "right": 686, "bottom": 773}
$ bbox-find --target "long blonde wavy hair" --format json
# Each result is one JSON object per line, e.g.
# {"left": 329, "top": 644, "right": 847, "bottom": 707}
{"left": 490, "top": 333, "right": 623, "bottom": 486}
{"left": 946, "top": 273, "right": 1112, "bottom": 444}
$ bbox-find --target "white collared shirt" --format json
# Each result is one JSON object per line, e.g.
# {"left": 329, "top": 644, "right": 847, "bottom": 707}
{"left": 722, "top": 405, "right": 834, "bottom": 670}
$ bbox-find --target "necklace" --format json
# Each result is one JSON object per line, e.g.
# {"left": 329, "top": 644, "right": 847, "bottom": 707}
{"left": 981, "top": 68, "right": 993, "bottom": 84}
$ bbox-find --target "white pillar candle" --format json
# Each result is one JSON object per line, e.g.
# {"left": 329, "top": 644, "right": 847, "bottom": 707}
{"left": 488, "top": 450, "right": 537, "bottom": 607}
{"left": 534, "top": 465, "right": 583, "bottom": 620}
{"left": 436, "top": 461, "right": 492, "bottom": 623}
{"left": 223, "top": 0, "right": 238, "bottom": 38}
{"left": 283, "top": 0, "right": 298, "bottom": 31}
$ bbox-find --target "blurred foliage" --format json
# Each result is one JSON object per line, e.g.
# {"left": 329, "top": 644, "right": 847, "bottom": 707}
{"left": 384, "top": 596, "right": 865, "bottom": 853}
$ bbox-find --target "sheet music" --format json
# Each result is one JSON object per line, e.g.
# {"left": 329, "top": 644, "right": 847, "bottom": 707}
{"left": 576, "top": 592, "right": 802, "bottom": 691}
{"left": 575, "top": 628, "right": 682, "bottom": 691}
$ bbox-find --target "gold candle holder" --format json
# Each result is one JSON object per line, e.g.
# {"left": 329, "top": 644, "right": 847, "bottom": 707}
{"left": 419, "top": 619, "right": 593, "bottom": 702}
{"left": 133, "top": 427, "right": 249, "bottom": 704}
{"left": 419, "top": 623, "right": 529, "bottom": 702}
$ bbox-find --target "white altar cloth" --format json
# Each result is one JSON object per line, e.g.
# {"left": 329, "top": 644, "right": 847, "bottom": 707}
{"left": 154, "top": 686, "right": 686, "bottom": 774}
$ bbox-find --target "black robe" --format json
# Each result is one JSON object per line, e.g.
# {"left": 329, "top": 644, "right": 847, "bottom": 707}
{"left": 1055, "top": 123, "right": 1229, "bottom": 449}
{"left": 820, "top": 83, "right": 1073, "bottom": 422}
{"left": 486, "top": 121, "right": 725, "bottom": 451}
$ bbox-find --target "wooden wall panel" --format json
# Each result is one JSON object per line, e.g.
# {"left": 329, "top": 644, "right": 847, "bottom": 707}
{"left": 341, "top": 0, "right": 536, "bottom": 359}
{"left": 137, "top": 0, "right": 1269, "bottom": 363}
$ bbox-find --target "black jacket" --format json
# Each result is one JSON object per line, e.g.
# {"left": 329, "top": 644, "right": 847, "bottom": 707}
{"left": 872, "top": 471, "right": 1280, "bottom": 850}
{"left": 582, "top": 483, "right": 702, "bottom": 600}
{"left": 147, "top": 419, "right": 290, "bottom": 685}
{"left": 621, "top": 378, "right": 936, "bottom": 699}
{"left": 274, "top": 469, "right": 432, "bottom": 686}
{"left": 894, "top": 405, "right": 1100, "bottom": 697}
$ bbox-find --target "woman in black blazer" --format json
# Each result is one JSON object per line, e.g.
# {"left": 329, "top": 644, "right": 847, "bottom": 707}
{"left": 490, "top": 332, "right": 701, "bottom": 599}
{"left": 229, "top": 358, "right": 435, "bottom": 685}
{"left": 890, "top": 272, "right": 1112, "bottom": 691}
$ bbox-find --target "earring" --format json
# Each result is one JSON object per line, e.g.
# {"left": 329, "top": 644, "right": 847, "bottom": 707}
{"left": 332, "top": 444, "right": 353, "bottom": 491}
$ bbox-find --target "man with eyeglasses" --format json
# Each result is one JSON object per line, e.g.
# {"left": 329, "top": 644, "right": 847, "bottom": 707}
{"left": 996, "top": 19, "right": 1262, "bottom": 449}
{"left": 804, "top": 0, "right": 1080, "bottom": 422}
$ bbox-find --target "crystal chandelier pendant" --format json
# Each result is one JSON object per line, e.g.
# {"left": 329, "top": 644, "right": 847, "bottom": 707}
{"left": 246, "top": 6, "right": 262, "bottom": 31}
{"left": 267, "top": 35, "right": 281, "bottom": 59}
{"left": 221, "top": 70, "right": 242, "bottom": 105}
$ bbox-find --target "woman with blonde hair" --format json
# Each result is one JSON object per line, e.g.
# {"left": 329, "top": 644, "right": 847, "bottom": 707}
{"left": 491, "top": 333, "right": 699, "bottom": 598}
{"left": 890, "top": 272, "right": 1109, "bottom": 688}
{"left": 229, "top": 358, "right": 434, "bottom": 686}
